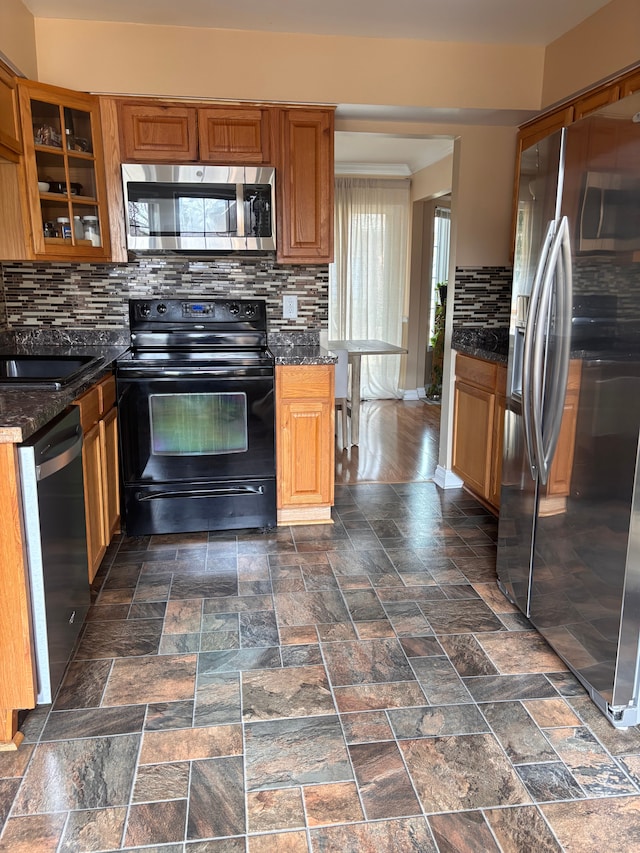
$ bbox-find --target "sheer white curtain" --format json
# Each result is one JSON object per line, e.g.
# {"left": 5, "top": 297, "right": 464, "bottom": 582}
{"left": 329, "top": 177, "right": 410, "bottom": 399}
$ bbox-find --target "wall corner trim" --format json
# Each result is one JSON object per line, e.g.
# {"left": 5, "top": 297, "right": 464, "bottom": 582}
{"left": 433, "top": 465, "right": 464, "bottom": 490}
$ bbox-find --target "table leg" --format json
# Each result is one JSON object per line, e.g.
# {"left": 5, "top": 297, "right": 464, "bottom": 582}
{"left": 350, "top": 354, "right": 362, "bottom": 445}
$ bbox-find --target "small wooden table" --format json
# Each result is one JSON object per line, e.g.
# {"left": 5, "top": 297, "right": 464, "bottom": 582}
{"left": 327, "top": 339, "right": 407, "bottom": 444}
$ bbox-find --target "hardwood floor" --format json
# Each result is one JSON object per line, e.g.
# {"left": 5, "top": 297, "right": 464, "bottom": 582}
{"left": 335, "top": 398, "right": 441, "bottom": 485}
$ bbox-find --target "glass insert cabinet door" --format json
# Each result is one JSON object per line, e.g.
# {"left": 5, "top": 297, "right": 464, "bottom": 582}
{"left": 17, "top": 81, "right": 110, "bottom": 259}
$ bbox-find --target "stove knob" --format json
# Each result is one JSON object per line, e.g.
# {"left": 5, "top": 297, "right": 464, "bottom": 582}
{"left": 228, "top": 303, "right": 240, "bottom": 315}
{"left": 157, "top": 303, "right": 167, "bottom": 314}
{"left": 139, "top": 303, "right": 151, "bottom": 317}
{"left": 244, "top": 304, "right": 256, "bottom": 317}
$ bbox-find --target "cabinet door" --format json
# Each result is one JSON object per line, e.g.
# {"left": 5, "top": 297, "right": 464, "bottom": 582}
{"left": 17, "top": 80, "right": 111, "bottom": 261}
{"left": 0, "top": 443, "right": 36, "bottom": 712}
{"left": 490, "top": 389, "right": 506, "bottom": 509}
{"left": 277, "top": 108, "right": 334, "bottom": 263}
{"left": 452, "top": 380, "right": 494, "bottom": 500}
{"left": 83, "top": 421, "right": 107, "bottom": 582}
{"left": 0, "top": 62, "right": 22, "bottom": 162}
{"left": 278, "top": 398, "right": 333, "bottom": 506}
{"left": 199, "top": 106, "right": 271, "bottom": 163}
{"left": 100, "top": 406, "right": 120, "bottom": 541}
{"left": 119, "top": 103, "right": 198, "bottom": 161}
{"left": 276, "top": 364, "right": 334, "bottom": 520}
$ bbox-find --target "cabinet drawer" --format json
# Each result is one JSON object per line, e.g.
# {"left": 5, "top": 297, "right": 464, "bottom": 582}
{"left": 455, "top": 353, "right": 497, "bottom": 391}
{"left": 277, "top": 364, "right": 333, "bottom": 400}
{"left": 74, "top": 373, "right": 115, "bottom": 430}
{"left": 98, "top": 374, "right": 116, "bottom": 412}
{"left": 74, "top": 385, "right": 101, "bottom": 432}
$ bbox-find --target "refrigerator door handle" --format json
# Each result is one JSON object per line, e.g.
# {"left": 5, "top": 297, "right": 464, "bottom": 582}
{"left": 540, "top": 216, "right": 573, "bottom": 479}
{"left": 522, "top": 218, "right": 556, "bottom": 479}
{"left": 531, "top": 216, "right": 572, "bottom": 485}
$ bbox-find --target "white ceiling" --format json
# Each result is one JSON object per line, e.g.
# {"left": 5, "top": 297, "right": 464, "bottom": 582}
{"left": 335, "top": 132, "right": 454, "bottom": 176}
{"left": 20, "top": 0, "right": 611, "bottom": 176}
{"left": 21, "top": 0, "right": 610, "bottom": 45}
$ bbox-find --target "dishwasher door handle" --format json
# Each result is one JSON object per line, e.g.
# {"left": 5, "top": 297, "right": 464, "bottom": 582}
{"left": 36, "top": 425, "right": 83, "bottom": 482}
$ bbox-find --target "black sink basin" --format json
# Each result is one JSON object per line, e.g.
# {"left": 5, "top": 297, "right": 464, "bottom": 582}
{"left": 0, "top": 354, "right": 103, "bottom": 389}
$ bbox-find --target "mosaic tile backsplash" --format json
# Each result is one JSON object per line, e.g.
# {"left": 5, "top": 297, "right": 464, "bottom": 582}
{"left": 0, "top": 255, "right": 329, "bottom": 336}
{"left": 452, "top": 266, "right": 513, "bottom": 329}
{"left": 452, "top": 259, "right": 640, "bottom": 331}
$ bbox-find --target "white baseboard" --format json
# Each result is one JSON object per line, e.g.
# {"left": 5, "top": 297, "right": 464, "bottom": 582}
{"left": 402, "top": 388, "right": 426, "bottom": 400}
{"left": 434, "top": 465, "right": 464, "bottom": 489}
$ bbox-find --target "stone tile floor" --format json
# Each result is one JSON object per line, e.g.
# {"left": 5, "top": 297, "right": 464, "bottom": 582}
{"left": 3, "top": 482, "right": 640, "bottom": 851}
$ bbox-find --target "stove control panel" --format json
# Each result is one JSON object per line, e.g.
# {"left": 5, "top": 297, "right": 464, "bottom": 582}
{"left": 129, "top": 298, "right": 267, "bottom": 330}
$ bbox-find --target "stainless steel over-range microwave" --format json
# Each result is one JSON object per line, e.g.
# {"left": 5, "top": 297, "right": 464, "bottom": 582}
{"left": 121, "top": 164, "right": 276, "bottom": 252}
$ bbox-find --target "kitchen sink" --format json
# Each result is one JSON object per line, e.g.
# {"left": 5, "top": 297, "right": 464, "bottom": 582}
{"left": 0, "top": 354, "right": 103, "bottom": 389}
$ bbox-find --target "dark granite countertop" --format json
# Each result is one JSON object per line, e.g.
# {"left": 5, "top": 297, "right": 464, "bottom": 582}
{"left": 268, "top": 331, "right": 336, "bottom": 365}
{"left": 270, "top": 344, "right": 336, "bottom": 365}
{"left": 0, "top": 343, "right": 129, "bottom": 444}
{"left": 452, "top": 327, "right": 509, "bottom": 365}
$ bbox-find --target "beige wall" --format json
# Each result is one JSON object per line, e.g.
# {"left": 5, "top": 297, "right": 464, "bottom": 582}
{"left": 336, "top": 119, "right": 516, "bottom": 268}
{"left": 33, "top": 19, "right": 544, "bottom": 111}
{"left": 542, "top": 0, "right": 640, "bottom": 107}
{"left": 411, "top": 154, "right": 454, "bottom": 204}
{"left": 0, "top": 0, "right": 37, "bottom": 79}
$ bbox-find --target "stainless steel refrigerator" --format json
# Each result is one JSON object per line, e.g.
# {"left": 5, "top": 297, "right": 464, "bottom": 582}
{"left": 496, "top": 89, "right": 640, "bottom": 727}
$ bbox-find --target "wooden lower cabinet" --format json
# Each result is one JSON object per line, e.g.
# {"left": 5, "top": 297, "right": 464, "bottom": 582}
{"left": 489, "top": 387, "right": 507, "bottom": 509}
{"left": 0, "top": 442, "right": 36, "bottom": 746}
{"left": 453, "top": 353, "right": 582, "bottom": 515}
{"left": 74, "top": 373, "right": 120, "bottom": 581}
{"left": 276, "top": 364, "right": 334, "bottom": 524}
{"left": 452, "top": 353, "right": 506, "bottom": 511}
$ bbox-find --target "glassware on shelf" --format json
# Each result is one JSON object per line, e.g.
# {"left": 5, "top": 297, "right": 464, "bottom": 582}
{"left": 73, "top": 216, "right": 84, "bottom": 241}
{"left": 83, "top": 216, "right": 101, "bottom": 247}
{"left": 34, "top": 124, "right": 62, "bottom": 147}
{"left": 56, "top": 217, "right": 71, "bottom": 239}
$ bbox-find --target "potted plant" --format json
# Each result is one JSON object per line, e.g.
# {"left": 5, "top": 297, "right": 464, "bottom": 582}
{"left": 426, "top": 282, "right": 447, "bottom": 399}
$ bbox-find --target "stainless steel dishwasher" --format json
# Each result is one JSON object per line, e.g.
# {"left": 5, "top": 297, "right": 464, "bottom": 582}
{"left": 19, "top": 406, "right": 90, "bottom": 704}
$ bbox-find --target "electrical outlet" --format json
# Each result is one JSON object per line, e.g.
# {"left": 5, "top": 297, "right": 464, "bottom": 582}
{"left": 282, "top": 294, "right": 298, "bottom": 319}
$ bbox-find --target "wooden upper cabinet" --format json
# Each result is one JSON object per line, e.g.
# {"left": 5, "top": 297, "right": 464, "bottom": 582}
{"left": 119, "top": 103, "right": 198, "bottom": 161}
{"left": 0, "top": 62, "right": 22, "bottom": 162}
{"left": 277, "top": 108, "right": 334, "bottom": 264}
{"left": 199, "top": 106, "right": 271, "bottom": 163}
{"left": 622, "top": 69, "right": 640, "bottom": 97}
{"left": 16, "top": 79, "right": 112, "bottom": 262}
{"left": 573, "top": 85, "right": 620, "bottom": 121}
{"left": 518, "top": 105, "right": 574, "bottom": 153}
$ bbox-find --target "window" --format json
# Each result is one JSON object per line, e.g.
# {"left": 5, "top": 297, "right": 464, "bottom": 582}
{"left": 329, "top": 177, "right": 410, "bottom": 399}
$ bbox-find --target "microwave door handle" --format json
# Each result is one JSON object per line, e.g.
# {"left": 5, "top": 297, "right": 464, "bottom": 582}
{"left": 236, "top": 184, "right": 246, "bottom": 237}
{"left": 596, "top": 186, "right": 605, "bottom": 238}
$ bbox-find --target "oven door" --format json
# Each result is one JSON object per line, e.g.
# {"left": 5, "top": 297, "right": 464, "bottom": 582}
{"left": 117, "top": 368, "right": 276, "bottom": 535}
{"left": 117, "top": 370, "right": 275, "bottom": 485}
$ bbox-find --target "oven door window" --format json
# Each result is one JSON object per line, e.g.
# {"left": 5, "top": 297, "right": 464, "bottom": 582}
{"left": 149, "top": 392, "right": 248, "bottom": 456}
